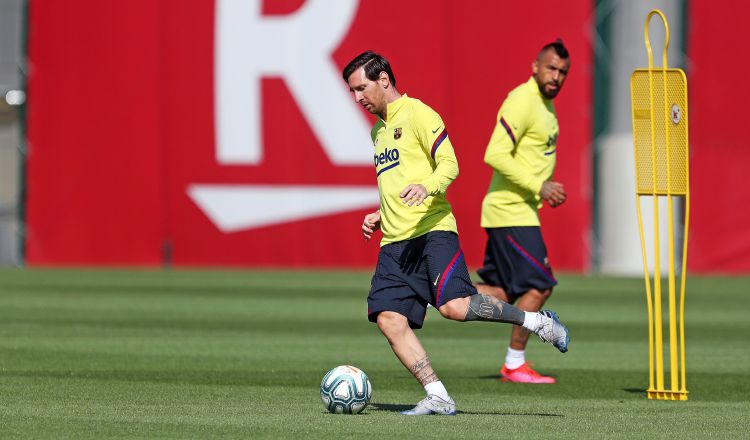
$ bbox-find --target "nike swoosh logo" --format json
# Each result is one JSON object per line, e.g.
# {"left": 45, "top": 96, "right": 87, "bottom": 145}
{"left": 432, "top": 126, "right": 442, "bottom": 134}
{"left": 433, "top": 273, "right": 441, "bottom": 286}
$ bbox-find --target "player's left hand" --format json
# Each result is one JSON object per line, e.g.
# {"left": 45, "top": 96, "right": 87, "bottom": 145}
{"left": 540, "top": 181, "right": 567, "bottom": 208}
{"left": 400, "top": 184, "right": 428, "bottom": 207}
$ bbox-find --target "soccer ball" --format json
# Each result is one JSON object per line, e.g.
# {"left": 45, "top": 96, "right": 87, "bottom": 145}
{"left": 320, "top": 365, "right": 372, "bottom": 414}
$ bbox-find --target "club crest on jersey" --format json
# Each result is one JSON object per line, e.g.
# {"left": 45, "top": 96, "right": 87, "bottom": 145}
{"left": 394, "top": 127, "right": 402, "bottom": 139}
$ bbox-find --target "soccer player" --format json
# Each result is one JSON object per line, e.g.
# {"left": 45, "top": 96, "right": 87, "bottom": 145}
{"left": 476, "top": 40, "right": 571, "bottom": 384}
{"left": 342, "top": 50, "right": 569, "bottom": 416}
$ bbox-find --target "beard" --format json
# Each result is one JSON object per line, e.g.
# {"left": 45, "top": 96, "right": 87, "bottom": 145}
{"left": 538, "top": 82, "right": 560, "bottom": 100}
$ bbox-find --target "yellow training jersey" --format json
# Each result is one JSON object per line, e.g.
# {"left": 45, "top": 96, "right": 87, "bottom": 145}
{"left": 371, "top": 94, "right": 459, "bottom": 245}
{"left": 481, "top": 77, "right": 559, "bottom": 227}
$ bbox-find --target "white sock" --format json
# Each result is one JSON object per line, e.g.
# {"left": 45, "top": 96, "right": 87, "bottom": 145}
{"left": 424, "top": 381, "right": 450, "bottom": 400}
{"left": 521, "top": 311, "right": 539, "bottom": 332}
{"left": 504, "top": 347, "right": 526, "bottom": 370}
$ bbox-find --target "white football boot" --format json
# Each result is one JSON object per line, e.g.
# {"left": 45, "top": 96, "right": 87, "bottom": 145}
{"left": 535, "top": 310, "right": 569, "bottom": 353}
{"left": 401, "top": 394, "right": 457, "bottom": 416}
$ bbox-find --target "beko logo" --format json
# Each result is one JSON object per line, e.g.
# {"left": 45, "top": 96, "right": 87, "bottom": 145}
{"left": 374, "top": 148, "right": 400, "bottom": 166}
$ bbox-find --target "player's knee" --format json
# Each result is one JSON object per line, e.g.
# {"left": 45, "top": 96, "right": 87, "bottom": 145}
{"left": 528, "top": 288, "right": 552, "bottom": 301}
{"left": 376, "top": 311, "right": 409, "bottom": 339}
{"left": 437, "top": 297, "right": 469, "bottom": 321}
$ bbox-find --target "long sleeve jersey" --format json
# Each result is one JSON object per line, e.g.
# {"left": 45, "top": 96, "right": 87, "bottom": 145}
{"left": 481, "top": 77, "right": 560, "bottom": 227}
{"left": 371, "top": 94, "right": 459, "bottom": 245}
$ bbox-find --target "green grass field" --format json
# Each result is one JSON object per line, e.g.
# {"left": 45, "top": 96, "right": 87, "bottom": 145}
{"left": 0, "top": 269, "right": 748, "bottom": 439}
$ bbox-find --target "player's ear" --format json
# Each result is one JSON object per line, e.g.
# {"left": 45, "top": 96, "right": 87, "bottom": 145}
{"left": 379, "top": 71, "right": 390, "bottom": 88}
{"left": 532, "top": 60, "right": 539, "bottom": 75}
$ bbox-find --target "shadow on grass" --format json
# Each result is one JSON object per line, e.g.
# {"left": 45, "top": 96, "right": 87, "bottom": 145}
{"left": 368, "top": 403, "right": 412, "bottom": 412}
{"left": 370, "top": 403, "right": 562, "bottom": 417}
{"left": 478, "top": 374, "right": 504, "bottom": 380}
{"left": 623, "top": 388, "right": 646, "bottom": 394}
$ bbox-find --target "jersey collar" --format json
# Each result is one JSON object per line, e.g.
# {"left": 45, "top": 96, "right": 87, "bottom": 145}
{"left": 383, "top": 93, "right": 408, "bottom": 123}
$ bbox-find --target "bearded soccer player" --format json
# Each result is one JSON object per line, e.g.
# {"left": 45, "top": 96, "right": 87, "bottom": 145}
{"left": 477, "top": 40, "right": 571, "bottom": 384}
{"left": 342, "top": 50, "right": 569, "bottom": 416}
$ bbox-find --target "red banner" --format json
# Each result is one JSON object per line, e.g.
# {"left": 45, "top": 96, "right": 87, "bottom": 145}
{"left": 26, "top": 0, "right": 593, "bottom": 270}
{"left": 687, "top": 0, "right": 750, "bottom": 273}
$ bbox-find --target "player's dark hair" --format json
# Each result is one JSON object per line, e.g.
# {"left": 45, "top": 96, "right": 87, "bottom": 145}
{"left": 538, "top": 39, "right": 570, "bottom": 59}
{"left": 342, "top": 51, "right": 397, "bottom": 87}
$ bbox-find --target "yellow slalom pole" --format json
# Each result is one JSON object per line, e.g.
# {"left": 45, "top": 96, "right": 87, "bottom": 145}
{"left": 632, "top": 9, "right": 689, "bottom": 401}
{"left": 635, "top": 197, "right": 655, "bottom": 393}
{"left": 679, "top": 193, "right": 689, "bottom": 394}
{"left": 679, "top": 80, "right": 692, "bottom": 396}
{"left": 655, "top": 13, "right": 680, "bottom": 394}
{"left": 644, "top": 10, "right": 664, "bottom": 393}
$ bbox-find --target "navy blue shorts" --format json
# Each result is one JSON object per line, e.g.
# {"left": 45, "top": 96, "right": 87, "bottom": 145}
{"left": 368, "top": 231, "right": 476, "bottom": 329}
{"left": 476, "top": 227, "right": 557, "bottom": 301}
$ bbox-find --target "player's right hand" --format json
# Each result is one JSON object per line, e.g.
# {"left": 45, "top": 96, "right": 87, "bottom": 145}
{"left": 362, "top": 211, "right": 381, "bottom": 241}
{"left": 540, "top": 181, "right": 567, "bottom": 208}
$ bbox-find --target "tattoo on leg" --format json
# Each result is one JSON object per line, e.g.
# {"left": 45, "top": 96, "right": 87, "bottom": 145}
{"left": 463, "top": 294, "right": 525, "bottom": 325}
{"left": 511, "top": 327, "right": 531, "bottom": 345}
{"left": 409, "top": 355, "right": 439, "bottom": 386}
